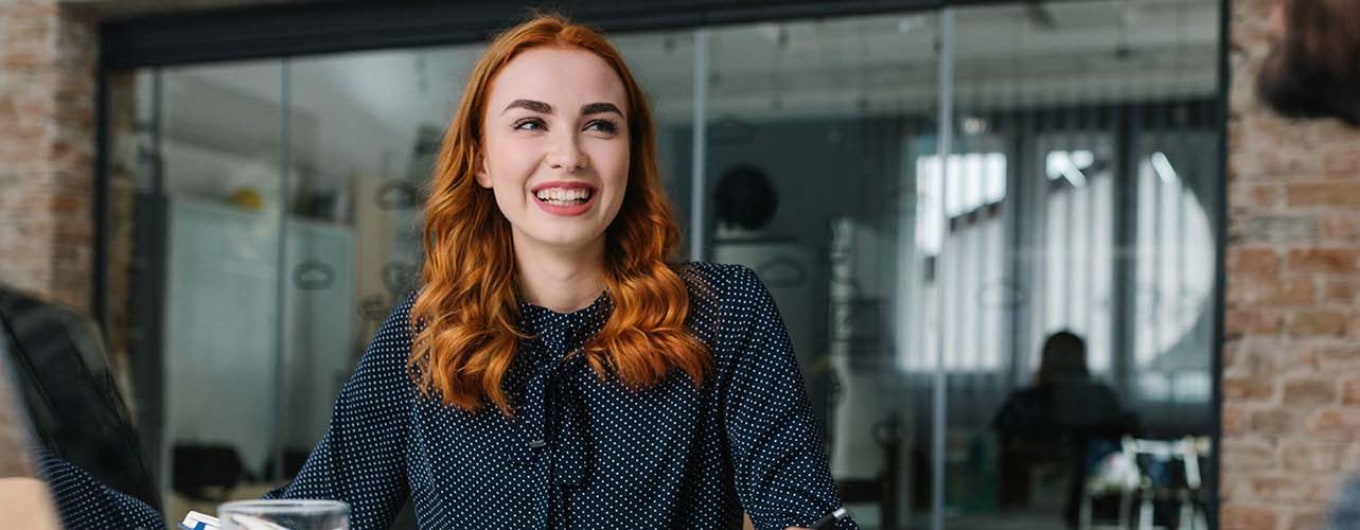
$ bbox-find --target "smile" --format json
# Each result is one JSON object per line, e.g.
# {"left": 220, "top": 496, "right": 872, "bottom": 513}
{"left": 534, "top": 187, "right": 593, "bottom": 205}
{"left": 530, "top": 181, "right": 599, "bottom": 217}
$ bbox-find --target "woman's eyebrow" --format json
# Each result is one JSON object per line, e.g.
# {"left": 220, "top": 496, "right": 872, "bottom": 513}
{"left": 502, "top": 99, "right": 552, "bottom": 115}
{"left": 581, "top": 102, "right": 623, "bottom": 117}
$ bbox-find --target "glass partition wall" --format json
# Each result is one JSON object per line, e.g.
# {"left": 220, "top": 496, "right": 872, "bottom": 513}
{"left": 106, "top": 1, "right": 1223, "bottom": 528}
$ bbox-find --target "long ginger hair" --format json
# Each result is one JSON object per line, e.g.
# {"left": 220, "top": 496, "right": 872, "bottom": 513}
{"left": 409, "top": 14, "right": 710, "bottom": 415}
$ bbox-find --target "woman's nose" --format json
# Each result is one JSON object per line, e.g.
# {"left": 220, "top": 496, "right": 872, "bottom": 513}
{"left": 547, "top": 133, "right": 588, "bottom": 171}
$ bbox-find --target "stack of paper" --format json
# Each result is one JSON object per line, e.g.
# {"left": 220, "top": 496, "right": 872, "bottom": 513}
{"left": 179, "top": 511, "right": 219, "bottom": 530}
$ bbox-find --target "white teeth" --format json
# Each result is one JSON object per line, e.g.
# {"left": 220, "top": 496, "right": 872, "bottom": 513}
{"left": 534, "top": 187, "right": 592, "bottom": 202}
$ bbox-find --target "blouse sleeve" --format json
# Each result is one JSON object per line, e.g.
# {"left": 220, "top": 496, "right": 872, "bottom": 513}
{"left": 719, "top": 265, "right": 858, "bottom": 530}
{"left": 35, "top": 446, "right": 165, "bottom": 530}
{"left": 261, "top": 297, "right": 416, "bottom": 530}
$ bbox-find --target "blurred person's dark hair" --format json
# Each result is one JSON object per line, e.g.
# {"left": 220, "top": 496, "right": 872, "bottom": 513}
{"left": 1257, "top": 0, "right": 1360, "bottom": 126}
{"left": 714, "top": 165, "right": 778, "bottom": 231}
{"left": 1036, "top": 330, "right": 1089, "bottom": 386}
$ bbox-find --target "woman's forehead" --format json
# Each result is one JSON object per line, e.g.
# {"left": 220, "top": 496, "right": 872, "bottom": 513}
{"left": 488, "top": 47, "right": 628, "bottom": 113}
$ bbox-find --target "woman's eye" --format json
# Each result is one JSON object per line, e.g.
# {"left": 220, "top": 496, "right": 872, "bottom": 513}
{"left": 585, "top": 120, "right": 619, "bottom": 134}
{"left": 513, "top": 118, "right": 545, "bottom": 131}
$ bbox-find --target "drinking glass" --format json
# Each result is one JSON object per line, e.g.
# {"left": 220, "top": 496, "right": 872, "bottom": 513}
{"left": 218, "top": 499, "right": 350, "bottom": 530}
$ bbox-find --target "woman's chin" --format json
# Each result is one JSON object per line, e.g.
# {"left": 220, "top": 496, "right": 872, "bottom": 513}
{"left": 518, "top": 230, "right": 606, "bottom": 254}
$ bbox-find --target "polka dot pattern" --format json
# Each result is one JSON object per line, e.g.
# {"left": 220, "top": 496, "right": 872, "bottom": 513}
{"left": 39, "top": 262, "right": 856, "bottom": 530}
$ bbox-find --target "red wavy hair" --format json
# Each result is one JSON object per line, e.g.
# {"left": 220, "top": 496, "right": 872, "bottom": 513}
{"left": 409, "top": 13, "right": 711, "bottom": 415}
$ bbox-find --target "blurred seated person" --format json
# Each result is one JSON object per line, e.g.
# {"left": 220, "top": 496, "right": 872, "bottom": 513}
{"left": 992, "top": 331, "right": 1138, "bottom": 528}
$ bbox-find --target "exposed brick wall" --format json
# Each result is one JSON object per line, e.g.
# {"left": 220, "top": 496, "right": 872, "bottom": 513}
{"left": 1, "top": 0, "right": 288, "bottom": 313}
{"left": 0, "top": 1, "right": 97, "bottom": 313}
{"left": 1223, "top": 0, "right": 1360, "bottom": 528}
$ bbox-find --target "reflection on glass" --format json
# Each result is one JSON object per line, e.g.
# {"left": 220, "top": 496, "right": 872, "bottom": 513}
{"left": 697, "top": 12, "right": 943, "bottom": 529}
{"left": 611, "top": 30, "right": 696, "bottom": 250}
{"left": 936, "top": 2, "right": 1220, "bottom": 529}
{"left": 134, "top": 60, "right": 289, "bottom": 522}
{"left": 279, "top": 48, "right": 487, "bottom": 494}
{"left": 695, "top": 2, "right": 1220, "bottom": 529}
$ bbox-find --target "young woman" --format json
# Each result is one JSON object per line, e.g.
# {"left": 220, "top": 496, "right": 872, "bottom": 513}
{"left": 43, "top": 14, "right": 853, "bottom": 530}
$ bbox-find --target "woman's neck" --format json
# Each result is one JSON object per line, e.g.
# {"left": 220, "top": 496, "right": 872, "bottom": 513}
{"left": 513, "top": 238, "right": 607, "bottom": 314}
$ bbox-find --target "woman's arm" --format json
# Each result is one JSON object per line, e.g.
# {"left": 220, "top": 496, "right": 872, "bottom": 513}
{"left": 720, "top": 266, "right": 858, "bottom": 530}
{"left": 35, "top": 447, "right": 165, "bottom": 530}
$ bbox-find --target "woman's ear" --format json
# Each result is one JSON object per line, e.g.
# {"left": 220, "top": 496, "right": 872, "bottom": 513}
{"left": 474, "top": 155, "right": 492, "bottom": 189}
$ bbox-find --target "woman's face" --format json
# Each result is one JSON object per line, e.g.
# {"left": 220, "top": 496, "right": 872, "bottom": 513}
{"left": 477, "top": 47, "right": 630, "bottom": 256}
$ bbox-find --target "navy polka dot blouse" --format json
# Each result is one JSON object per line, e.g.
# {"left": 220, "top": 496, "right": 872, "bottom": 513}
{"left": 40, "top": 262, "right": 857, "bottom": 529}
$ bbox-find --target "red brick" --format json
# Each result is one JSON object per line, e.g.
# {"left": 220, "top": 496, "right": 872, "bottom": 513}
{"left": 1267, "top": 277, "right": 1317, "bottom": 305}
{"left": 1251, "top": 146, "right": 1326, "bottom": 175}
{"left": 1229, "top": 246, "right": 1281, "bottom": 277}
{"left": 1289, "top": 510, "right": 1328, "bottom": 530}
{"left": 1232, "top": 182, "right": 1284, "bottom": 210}
{"left": 1227, "top": 308, "right": 1283, "bottom": 337}
{"left": 1222, "top": 439, "right": 1278, "bottom": 472}
{"left": 1225, "top": 376, "right": 1276, "bottom": 402}
{"left": 1250, "top": 475, "right": 1310, "bottom": 503}
{"left": 1235, "top": 214, "right": 1317, "bottom": 242}
{"left": 1231, "top": 276, "right": 1316, "bottom": 306}
{"left": 1344, "top": 379, "right": 1360, "bottom": 405}
{"left": 1323, "top": 146, "right": 1360, "bottom": 174}
{"left": 1307, "top": 476, "right": 1347, "bottom": 504}
{"left": 1280, "top": 440, "right": 1346, "bottom": 472}
{"left": 1286, "top": 181, "right": 1360, "bottom": 207}
{"left": 1309, "top": 408, "right": 1360, "bottom": 441}
{"left": 1285, "top": 308, "right": 1347, "bottom": 337}
{"left": 1320, "top": 213, "right": 1360, "bottom": 240}
{"left": 1221, "top": 503, "right": 1278, "bottom": 530}
{"left": 1324, "top": 278, "right": 1360, "bottom": 303}
{"left": 1251, "top": 408, "right": 1305, "bottom": 437}
{"left": 1282, "top": 378, "right": 1337, "bottom": 407}
{"left": 1318, "top": 345, "right": 1360, "bottom": 372}
{"left": 1227, "top": 340, "right": 1320, "bottom": 377}
{"left": 1287, "top": 248, "right": 1360, "bottom": 274}
{"left": 1224, "top": 404, "right": 1246, "bottom": 435}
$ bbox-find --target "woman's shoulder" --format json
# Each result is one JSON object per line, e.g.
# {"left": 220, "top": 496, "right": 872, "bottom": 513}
{"left": 382, "top": 290, "right": 419, "bottom": 335}
{"left": 360, "top": 291, "right": 419, "bottom": 367}
{"left": 670, "top": 261, "right": 779, "bottom": 337}
{"left": 671, "top": 261, "right": 767, "bottom": 306}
